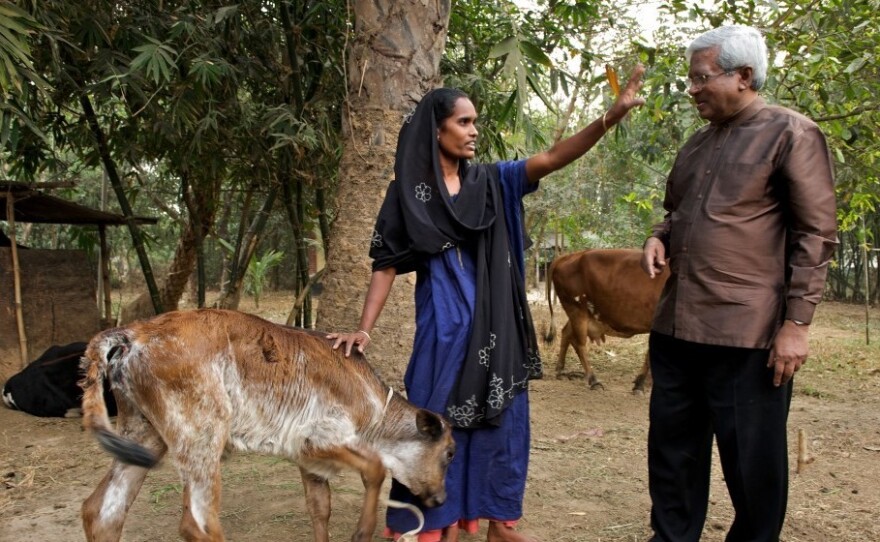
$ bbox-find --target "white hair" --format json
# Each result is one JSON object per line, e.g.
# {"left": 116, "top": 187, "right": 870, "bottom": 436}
{"left": 685, "top": 25, "right": 768, "bottom": 90}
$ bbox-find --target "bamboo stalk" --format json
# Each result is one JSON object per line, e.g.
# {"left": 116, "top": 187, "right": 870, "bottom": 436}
{"left": 6, "top": 193, "right": 29, "bottom": 367}
{"left": 286, "top": 268, "right": 326, "bottom": 327}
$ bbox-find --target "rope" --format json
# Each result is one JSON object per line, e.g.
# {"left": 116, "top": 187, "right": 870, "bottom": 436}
{"left": 383, "top": 387, "right": 394, "bottom": 416}
{"left": 382, "top": 388, "right": 424, "bottom": 541}
{"left": 385, "top": 498, "right": 425, "bottom": 541}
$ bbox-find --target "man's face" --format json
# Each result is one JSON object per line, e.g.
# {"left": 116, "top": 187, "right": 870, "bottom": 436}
{"left": 687, "top": 47, "right": 747, "bottom": 124}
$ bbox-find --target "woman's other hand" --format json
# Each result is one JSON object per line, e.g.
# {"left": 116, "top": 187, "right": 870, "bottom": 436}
{"left": 327, "top": 330, "right": 371, "bottom": 357}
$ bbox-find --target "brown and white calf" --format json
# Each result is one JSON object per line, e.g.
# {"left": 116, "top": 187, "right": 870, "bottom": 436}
{"left": 79, "top": 309, "right": 455, "bottom": 542}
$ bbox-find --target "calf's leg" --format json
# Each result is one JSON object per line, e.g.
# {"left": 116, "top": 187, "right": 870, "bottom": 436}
{"left": 178, "top": 467, "right": 225, "bottom": 542}
{"left": 166, "top": 404, "right": 229, "bottom": 541}
{"left": 302, "top": 446, "right": 386, "bottom": 542}
{"left": 300, "top": 467, "right": 332, "bottom": 542}
{"left": 352, "top": 453, "right": 386, "bottom": 542}
{"left": 83, "top": 461, "right": 155, "bottom": 542}
{"left": 82, "top": 412, "right": 167, "bottom": 542}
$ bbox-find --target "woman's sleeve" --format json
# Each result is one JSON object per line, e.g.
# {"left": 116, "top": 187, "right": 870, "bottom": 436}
{"left": 497, "top": 159, "right": 538, "bottom": 202}
{"left": 370, "top": 181, "right": 419, "bottom": 274}
{"left": 496, "top": 159, "right": 535, "bottom": 269}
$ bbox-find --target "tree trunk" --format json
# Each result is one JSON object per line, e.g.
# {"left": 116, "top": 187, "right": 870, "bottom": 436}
{"left": 120, "top": 179, "right": 218, "bottom": 323}
{"left": 868, "top": 224, "right": 880, "bottom": 305}
{"left": 279, "top": 0, "right": 314, "bottom": 328}
{"left": 851, "top": 235, "right": 864, "bottom": 302}
{"left": 215, "top": 188, "right": 236, "bottom": 293}
{"left": 216, "top": 187, "right": 278, "bottom": 309}
{"left": 317, "top": 0, "right": 452, "bottom": 384}
{"left": 834, "top": 239, "right": 848, "bottom": 300}
{"left": 280, "top": 162, "right": 314, "bottom": 327}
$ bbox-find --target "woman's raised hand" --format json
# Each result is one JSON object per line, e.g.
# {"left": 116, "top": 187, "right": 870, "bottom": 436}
{"left": 607, "top": 64, "right": 646, "bottom": 123}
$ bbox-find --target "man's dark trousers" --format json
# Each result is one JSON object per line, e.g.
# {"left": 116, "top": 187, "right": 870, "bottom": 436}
{"left": 647, "top": 331, "right": 793, "bottom": 542}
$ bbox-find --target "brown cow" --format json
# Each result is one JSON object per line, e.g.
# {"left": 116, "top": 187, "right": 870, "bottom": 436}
{"left": 545, "top": 248, "right": 670, "bottom": 393}
{"left": 79, "top": 309, "right": 455, "bottom": 542}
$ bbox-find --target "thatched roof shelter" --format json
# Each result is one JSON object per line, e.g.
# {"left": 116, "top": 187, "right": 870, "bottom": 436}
{"left": 0, "top": 181, "right": 157, "bottom": 225}
{"left": 1, "top": 181, "right": 157, "bottom": 379}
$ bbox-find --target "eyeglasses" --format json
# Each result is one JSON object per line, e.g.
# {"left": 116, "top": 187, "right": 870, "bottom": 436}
{"left": 686, "top": 71, "right": 734, "bottom": 89}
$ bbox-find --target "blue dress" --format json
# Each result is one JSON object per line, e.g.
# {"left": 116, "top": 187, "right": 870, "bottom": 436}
{"left": 386, "top": 160, "right": 538, "bottom": 533}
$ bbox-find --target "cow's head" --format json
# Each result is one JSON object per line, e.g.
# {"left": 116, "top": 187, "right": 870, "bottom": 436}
{"left": 385, "top": 409, "right": 455, "bottom": 507}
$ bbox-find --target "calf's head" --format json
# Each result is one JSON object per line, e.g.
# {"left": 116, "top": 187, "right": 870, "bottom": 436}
{"left": 389, "top": 409, "right": 455, "bottom": 507}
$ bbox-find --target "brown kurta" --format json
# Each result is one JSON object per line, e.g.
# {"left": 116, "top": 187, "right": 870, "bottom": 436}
{"left": 650, "top": 97, "right": 838, "bottom": 349}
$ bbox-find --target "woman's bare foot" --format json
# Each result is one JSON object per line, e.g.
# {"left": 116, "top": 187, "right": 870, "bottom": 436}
{"left": 441, "top": 523, "right": 460, "bottom": 542}
{"left": 486, "top": 521, "right": 540, "bottom": 542}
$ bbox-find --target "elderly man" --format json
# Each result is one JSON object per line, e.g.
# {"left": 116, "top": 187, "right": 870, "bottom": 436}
{"left": 641, "top": 25, "right": 838, "bottom": 542}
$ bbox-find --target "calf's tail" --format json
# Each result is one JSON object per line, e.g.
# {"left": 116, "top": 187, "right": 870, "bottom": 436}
{"left": 79, "top": 331, "right": 159, "bottom": 468}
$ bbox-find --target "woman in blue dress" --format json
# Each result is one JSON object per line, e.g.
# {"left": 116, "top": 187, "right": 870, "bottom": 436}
{"left": 330, "top": 66, "right": 645, "bottom": 542}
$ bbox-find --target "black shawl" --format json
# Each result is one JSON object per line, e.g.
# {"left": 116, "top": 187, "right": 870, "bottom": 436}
{"left": 369, "top": 89, "right": 542, "bottom": 428}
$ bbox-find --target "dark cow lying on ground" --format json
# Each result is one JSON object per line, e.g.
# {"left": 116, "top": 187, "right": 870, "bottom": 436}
{"left": 2, "top": 342, "right": 117, "bottom": 417}
{"left": 79, "top": 309, "right": 455, "bottom": 542}
{"left": 545, "top": 248, "right": 670, "bottom": 393}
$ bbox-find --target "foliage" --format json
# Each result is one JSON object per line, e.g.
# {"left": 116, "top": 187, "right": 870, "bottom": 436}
{"left": 4, "top": 1, "right": 345, "bottom": 301}
{"left": 244, "top": 249, "right": 285, "bottom": 308}
{"left": 0, "top": 0, "right": 50, "bottom": 148}
{"left": 4, "top": 0, "right": 880, "bottom": 304}
{"left": 444, "top": 0, "right": 645, "bottom": 160}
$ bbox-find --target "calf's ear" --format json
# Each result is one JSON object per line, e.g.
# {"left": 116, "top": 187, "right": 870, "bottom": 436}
{"left": 415, "top": 409, "right": 446, "bottom": 440}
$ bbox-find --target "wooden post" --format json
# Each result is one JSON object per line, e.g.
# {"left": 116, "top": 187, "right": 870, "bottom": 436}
{"left": 99, "top": 225, "right": 113, "bottom": 328}
{"left": 796, "top": 428, "right": 815, "bottom": 474}
{"left": 862, "top": 216, "right": 871, "bottom": 345}
{"left": 864, "top": 243, "right": 870, "bottom": 346}
{"left": 6, "top": 192, "right": 29, "bottom": 367}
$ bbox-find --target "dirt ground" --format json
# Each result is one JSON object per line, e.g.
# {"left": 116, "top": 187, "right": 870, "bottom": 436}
{"left": 1, "top": 293, "right": 879, "bottom": 542}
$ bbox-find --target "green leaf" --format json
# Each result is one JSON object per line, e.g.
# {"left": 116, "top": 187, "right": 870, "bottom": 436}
{"left": 213, "top": 5, "right": 241, "bottom": 25}
{"left": 499, "top": 92, "right": 516, "bottom": 124}
{"left": 488, "top": 36, "right": 518, "bottom": 59}
{"left": 129, "top": 41, "right": 178, "bottom": 85}
{"left": 520, "top": 40, "right": 553, "bottom": 68}
{"left": 0, "top": 101, "right": 48, "bottom": 143}
{"left": 501, "top": 45, "right": 521, "bottom": 79}
{"left": 526, "top": 73, "right": 555, "bottom": 112}
{"left": 0, "top": 28, "right": 35, "bottom": 66}
{"left": 844, "top": 57, "right": 866, "bottom": 74}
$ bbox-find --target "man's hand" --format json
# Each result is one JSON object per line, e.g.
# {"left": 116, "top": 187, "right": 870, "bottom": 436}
{"left": 641, "top": 237, "right": 667, "bottom": 279}
{"left": 768, "top": 320, "right": 809, "bottom": 387}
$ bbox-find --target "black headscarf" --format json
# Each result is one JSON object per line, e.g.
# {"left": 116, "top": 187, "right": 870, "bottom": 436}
{"left": 369, "top": 89, "right": 542, "bottom": 429}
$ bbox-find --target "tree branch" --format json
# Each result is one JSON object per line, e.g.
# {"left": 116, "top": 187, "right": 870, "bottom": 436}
{"left": 814, "top": 104, "right": 880, "bottom": 123}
